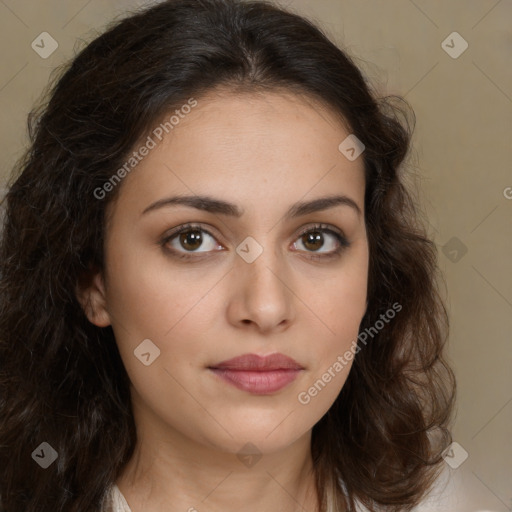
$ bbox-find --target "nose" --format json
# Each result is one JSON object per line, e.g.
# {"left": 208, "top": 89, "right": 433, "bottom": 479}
{"left": 226, "top": 245, "right": 295, "bottom": 334}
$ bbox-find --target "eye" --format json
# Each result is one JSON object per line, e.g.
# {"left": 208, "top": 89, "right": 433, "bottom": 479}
{"left": 161, "top": 223, "right": 223, "bottom": 259}
{"left": 292, "top": 223, "right": 350, "bottom": 260}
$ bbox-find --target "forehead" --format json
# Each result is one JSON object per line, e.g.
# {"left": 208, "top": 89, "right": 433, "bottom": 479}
{"left": 165, "top": 87, "right": 352, "bottom": 152}
{"left": 106, "top": 88, "right": 365, "bottom": 222}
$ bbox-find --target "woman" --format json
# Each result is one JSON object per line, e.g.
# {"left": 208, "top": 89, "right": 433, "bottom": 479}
{"left": 0, "top": 0, "right": 456, "bottom": 510}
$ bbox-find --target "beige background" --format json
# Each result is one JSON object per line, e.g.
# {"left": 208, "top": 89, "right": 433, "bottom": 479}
{"left": 1, "top": 0, "right": 511, "bottom": 509}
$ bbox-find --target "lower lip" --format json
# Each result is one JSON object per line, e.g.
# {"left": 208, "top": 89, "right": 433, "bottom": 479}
{"left": 209, "top": 368, "right": 302, "bottom": 394}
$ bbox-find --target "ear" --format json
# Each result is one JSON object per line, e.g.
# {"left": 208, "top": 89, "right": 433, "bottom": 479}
{"left": 76, "top": 266, "right": 111, "bottom": 327}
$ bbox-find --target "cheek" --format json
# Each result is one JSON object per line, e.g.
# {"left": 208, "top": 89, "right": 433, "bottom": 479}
{"left": 102, "top": 241, "right": 228, "bottom": 398}
{"left": 104, "top": 238, "right": 218, "bottom": 337}
{"left": 311, "top": 256, "right": 368, "bottom": 342}
{"left": 294, "top": 278, "right": 367, "bottom": 417}
{"left": 301, "top": 254, "right": 368, "bottom": 399}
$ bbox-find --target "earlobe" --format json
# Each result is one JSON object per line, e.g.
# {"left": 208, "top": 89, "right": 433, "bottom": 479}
{"left": 75, "top": 268, "right": 111, "bottom": 327}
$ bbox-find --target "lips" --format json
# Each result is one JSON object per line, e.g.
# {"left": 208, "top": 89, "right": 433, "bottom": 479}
{"left": 209, "top": 353, "right": 304, "bottom": 371}
{"left": 208, "top": 353, "right": 304, "bottom": 394}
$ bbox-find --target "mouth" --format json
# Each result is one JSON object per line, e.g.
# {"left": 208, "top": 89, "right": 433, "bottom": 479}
{"left": 208, "top": 353, "right": 304, "bottom": 394}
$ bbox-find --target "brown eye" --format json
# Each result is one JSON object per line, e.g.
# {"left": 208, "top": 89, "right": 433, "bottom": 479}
{"left": 178, "top": 229, "right": 203, "bottom": 251}
{"left": 292, "top": 224, "right": 350, "bottom": 260}
{"left": 161, "top": 224, "right": 223, "bottom": 259}
{"left": 301, "top": 231, "right": 325, "bottom": 251}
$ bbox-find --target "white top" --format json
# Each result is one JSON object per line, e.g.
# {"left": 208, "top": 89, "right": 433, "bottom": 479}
{"left": 105, "top": 465, "right": 492, "bottom": 511}
{"left": 106, "top": 483, "right": 132, "bottom": 512}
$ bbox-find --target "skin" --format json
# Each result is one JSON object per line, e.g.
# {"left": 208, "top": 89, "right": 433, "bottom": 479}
{"left": 78, "top": 88, "right": 369, "bottom": 512}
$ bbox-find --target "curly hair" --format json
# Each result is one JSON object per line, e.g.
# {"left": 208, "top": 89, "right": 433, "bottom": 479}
{"left": 0, "top": 0, "right": 456, "bottom": 510}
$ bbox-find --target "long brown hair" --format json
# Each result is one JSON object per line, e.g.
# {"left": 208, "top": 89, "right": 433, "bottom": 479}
{"left": 0, "top": 1, "right": 455, "bottom": 510}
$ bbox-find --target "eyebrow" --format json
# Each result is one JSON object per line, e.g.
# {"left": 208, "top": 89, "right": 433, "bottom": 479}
{"left": 141, "top": 193, "right": 362, "bottom": 219}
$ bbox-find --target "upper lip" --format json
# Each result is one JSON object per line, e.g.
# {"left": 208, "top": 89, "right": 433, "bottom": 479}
{"left": 209, "top": 353, "right": 304, "bottom": 371}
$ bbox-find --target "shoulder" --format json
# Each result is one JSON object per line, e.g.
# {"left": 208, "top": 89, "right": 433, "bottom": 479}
{"left": 106, "top": 467, "right": 485, "bottom": 512}
{"left": 350, "top": 465, "right": 484, "bottom": 512}
{"left": 409, "top": 467, "right": 465, "bottom": 511}
{"left": 409, "top": 464, "right": 503, "bottom": 512}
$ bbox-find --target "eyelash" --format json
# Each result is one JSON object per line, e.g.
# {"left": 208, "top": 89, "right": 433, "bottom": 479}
{"left": 160, "top": 222, "right": 350, "bottom": 261}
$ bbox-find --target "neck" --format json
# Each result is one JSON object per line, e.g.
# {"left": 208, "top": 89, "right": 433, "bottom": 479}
{"left": 116, "top": 395, "right": 320, "bottom": 512}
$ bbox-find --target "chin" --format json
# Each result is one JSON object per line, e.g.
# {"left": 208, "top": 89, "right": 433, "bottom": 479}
{"left": 199, "top": 422, "right": 309, "bottom": 456}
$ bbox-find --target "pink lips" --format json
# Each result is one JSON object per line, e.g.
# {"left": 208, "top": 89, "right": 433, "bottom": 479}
{"left": 208, "top": 353, "right": 303, "bottom": 394}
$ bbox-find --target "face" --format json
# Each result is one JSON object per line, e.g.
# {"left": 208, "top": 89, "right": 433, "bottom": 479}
{"left": 79, "top": 89, "right": 369, "bottom": 457}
